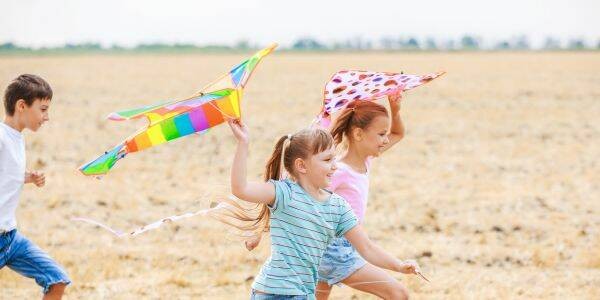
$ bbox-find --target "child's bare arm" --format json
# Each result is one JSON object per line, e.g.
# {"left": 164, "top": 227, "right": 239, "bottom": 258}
{"left": 344, "top": 225, "right": 419, "bottom": 275}
{"left": 381, "top": 92, "right": 405, "bottom": 153}
{"left": 228, "top": 119, "right": 275, "bottom": 205}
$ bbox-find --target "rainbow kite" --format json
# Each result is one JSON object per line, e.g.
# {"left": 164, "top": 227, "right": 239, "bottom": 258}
{"left": 79, "top": 44, "right": 277, "bottom": 176}
{"left": 315, "top": 70, "right": 445, "bottom": 127}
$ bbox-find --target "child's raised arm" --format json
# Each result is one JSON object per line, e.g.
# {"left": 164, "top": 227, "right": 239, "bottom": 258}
{"left": 381, "top": 92, "right": 405, "bottom": 153}
{"left": 228, "top": 119, "right": 275, "bottom": 206}
{"left": 344, "top": 224, "right": 419, "bottom": 275}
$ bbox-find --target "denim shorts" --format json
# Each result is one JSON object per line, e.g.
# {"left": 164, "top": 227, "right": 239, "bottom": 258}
{"left": 250, "top": 289, "right": 308, "bottom": 299}
{"left": 0, "top": 229, "right": 71, "bottom": 294}
{"left": 318, "top": 236, "right": 366, "bottom": 285}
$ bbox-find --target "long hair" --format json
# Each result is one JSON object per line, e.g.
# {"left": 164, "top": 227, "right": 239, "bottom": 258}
{"left": 211, "top": 128, "right": 334, "bottom": 237}
{"left": 329, "top": 100, "right": 388, "bottom": 148}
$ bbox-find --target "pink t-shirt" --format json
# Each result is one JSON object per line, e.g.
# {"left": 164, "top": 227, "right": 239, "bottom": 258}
{"left": 329, "top": 160, "right": 370, "bottom": 223}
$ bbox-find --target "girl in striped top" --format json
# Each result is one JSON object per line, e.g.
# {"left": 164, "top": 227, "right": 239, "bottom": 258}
{"left": 227, "top": 119, "right": 420, "bottom": 299}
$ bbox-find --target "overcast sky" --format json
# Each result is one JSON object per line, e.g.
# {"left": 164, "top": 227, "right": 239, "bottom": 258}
{"left": 1, "top": 0, "right": 598, "bottom": 48}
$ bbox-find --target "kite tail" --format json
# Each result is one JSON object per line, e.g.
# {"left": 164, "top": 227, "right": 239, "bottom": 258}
{"left": 72, "top": 202, "right": 236, "bottom": 238}
{"left": 72, "top": 191, "right": 269, "bottom": 239}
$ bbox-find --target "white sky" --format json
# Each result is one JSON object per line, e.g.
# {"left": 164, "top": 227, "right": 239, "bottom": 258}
{"left": 1, "top": 0, "right": 598, "bottom": 48}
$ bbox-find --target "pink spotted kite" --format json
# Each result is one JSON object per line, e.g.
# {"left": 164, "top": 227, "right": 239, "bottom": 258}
{"left": 315, "top": 70, "right": 445, "bottom": 127}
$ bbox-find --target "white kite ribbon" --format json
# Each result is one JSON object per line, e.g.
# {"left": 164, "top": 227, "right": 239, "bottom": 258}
{"left": 72, "top": 202, "right": 232, "bottom": 238}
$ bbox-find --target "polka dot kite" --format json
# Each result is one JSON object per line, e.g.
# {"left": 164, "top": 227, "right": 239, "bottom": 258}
{"left": 316, "top": 70, "right": 445, "bottom": 127}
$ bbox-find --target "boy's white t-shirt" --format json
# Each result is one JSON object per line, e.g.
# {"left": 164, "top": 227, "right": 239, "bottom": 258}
{"left": 0, "top": 122, "right": 26, "bottom": 231}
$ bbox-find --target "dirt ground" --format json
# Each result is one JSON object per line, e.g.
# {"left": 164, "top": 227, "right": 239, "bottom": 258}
{"left": 1, "top": 52, "right": 599, "bottom": 299}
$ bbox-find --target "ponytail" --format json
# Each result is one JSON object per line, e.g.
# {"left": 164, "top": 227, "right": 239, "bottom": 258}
{"left": 213, "top": 129, "right": 333, "bottom": 238}
{"left": 264, "top": 134, "right": 290, "bottom": 181}
{"left": 330, "top": 102, "right": 358, "bottom": 145}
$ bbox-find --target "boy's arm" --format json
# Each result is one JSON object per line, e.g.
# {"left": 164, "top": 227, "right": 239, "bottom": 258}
{"left": 381, "top": 92, "right": 405, "bottom": 153}
{"left": 344, "top": 225, "right": 418, "bottom": 274}
{"left": 228, "top": 119, "right": 275, "bottom": 205}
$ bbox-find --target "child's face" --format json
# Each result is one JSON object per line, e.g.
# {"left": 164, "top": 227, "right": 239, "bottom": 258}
{"left": 303, "top": 146, "right": 337, "bottom": 189}
{"left": 21, "top": 98, "right": 51, "bottom": 132}
{"left": 355, "top": 115, "right": 390, "bottom": 157}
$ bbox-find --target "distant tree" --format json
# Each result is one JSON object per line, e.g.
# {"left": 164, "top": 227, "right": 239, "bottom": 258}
{"left": 568, "top": 39, "right": 585, "bottom": 50}
{"left": 292, "top": 38, "right": 326, "bottom": 50}
{"left": 87, "top": 42, "right": 102, "bottom": 50}
{"left": 494, "top": 40, "right": 511, "bottom": 50}
{"left": 332, "top": 41, "right": 344, "bottom": 50}
{"left": 425, "top": 38, "right": 438, "bottom": 50}
{"left": 136, "top": 43, "right": 169, "bottom": 51}
{"left": 460, "top": 35, "right": 479, "bottom": 50}
{"left": 444, "top": 39, "right": 456, "bottom": 50}
{"left": 172, "top": 43, "right": 197, "bottom": 50}
{"left": 198, "top": 44, "right": 231, "bottom": 51}
{"left": 543, "top": 37, "right": 561, "bottom": 50}
{"left": 404, "top": 37, "right": 420, "bottom": 49}
{"left": 380, "top": 37, "right": 396, "bottom": 50}
{"left": 110, "top": 44, "right": 125, "bottom": 51}
{"left": 336, "top": 39, "right": 354, "bottom": 50}
{"left": 347, "top": 36, "right": 369, "bottom": 50}
{"left": 513, "top": 35, "right": 530, "bottom": 50}
{"left": 0, "top": 42, "right": 17, "bottom": 50}
{"left": 235, "top": 40, "right": 250, "bottom": 50}
{"left": 64, "top": 42, "right": 102, "bottom": 50}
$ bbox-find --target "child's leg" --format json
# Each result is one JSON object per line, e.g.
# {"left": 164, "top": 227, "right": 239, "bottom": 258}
{"left": 43, "top": 283, "right": 67, "bottom": 300}
{"left": 341, "top": 263, "right": 409, "bottom": 300}
{"left": 4, "top": 231, "right": 70, "bottom": 297}
{"left": 315, "top": 281, "right": 333, "bottom": 300}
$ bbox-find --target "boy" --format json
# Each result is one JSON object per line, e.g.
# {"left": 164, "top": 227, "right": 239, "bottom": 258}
{"left": 1, "top": 74, "right": 70, "bottom": 299}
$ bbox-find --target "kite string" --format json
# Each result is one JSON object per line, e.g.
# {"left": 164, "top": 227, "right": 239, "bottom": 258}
{"left": 71, "top": 217, "right": 125, "bottom": 237}
{"left": 72, "top": 202, "right": 234, "bottom": 237}
{"left": 72, "top": 201, "right": 432, "bottom": 283}
{"left": 315, "top": 280, "right": 398, "bottom": 292}
{"left": 316, "top": 267, "right": 431, "bottom": 290}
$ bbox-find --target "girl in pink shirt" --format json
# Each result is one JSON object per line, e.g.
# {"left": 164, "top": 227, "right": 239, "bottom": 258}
{"left": 316, "top": 93, "right": 407, "bottom": 299}
{"left": 245, "top": 93, "right": 409, "bottom": 299}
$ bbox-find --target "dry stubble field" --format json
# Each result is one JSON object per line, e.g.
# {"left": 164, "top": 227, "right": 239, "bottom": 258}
{"left": 0, "top": 51, "right": 599, "bottom": 299}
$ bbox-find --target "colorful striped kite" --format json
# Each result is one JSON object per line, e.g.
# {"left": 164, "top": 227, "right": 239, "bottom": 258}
{"left": 79, "top": 44, "right": 277, "bottom": 176}
{"left": 315, "top": 70, "right": 445, "bottom": 128}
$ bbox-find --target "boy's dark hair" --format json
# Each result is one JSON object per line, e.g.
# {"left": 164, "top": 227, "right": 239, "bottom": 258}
{"left": 4, "top": 74, "right": 52, "bottom": 116}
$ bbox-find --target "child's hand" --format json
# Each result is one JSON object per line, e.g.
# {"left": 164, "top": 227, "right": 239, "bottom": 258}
{"left": 388, "top": 92, "right": 402, "bottom": 113}
{"left": 245, "top": 234, "right": 262, "bottom": 251}
{"left": 227, "top": 118, "right": 249, "bottom": 144}
{"left": 25, "top": 171, "right": 45, "bottom": 187}
{"left": 398, "top": 259, "right": 420, "bottom": 275}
